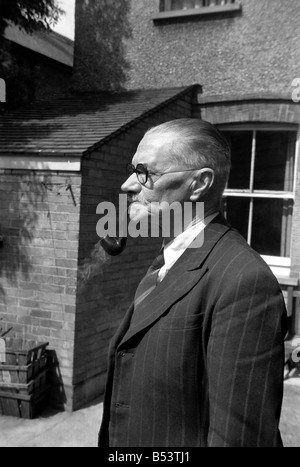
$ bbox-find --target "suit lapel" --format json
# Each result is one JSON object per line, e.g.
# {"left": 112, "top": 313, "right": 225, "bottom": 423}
{"left": 117, "top": 213, "right": 231, "bottom": 349}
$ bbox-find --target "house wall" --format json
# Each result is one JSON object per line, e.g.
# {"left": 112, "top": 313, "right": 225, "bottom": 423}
{"left": 0, "top": 169, "right": 81, "bottom": 410}
{"left": 124, "top": 0, "right": 300, "bottom": 97}
{"left": 73, "top": 0, "right": 299, "bottom": 97}
{"left": 73, "top": 91, "right": 194, "bottom": 409}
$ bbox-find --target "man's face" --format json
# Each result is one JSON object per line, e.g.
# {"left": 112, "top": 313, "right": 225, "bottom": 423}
{"left": 121, "top": 132, "right": 194, "bottom": 225}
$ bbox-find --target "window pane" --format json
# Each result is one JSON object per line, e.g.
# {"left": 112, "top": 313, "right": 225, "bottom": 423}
{"left": 254, "top": 132, "right": 296, "bottom": 191}
{"left": 166, "top": 0, "right": 235, "bottom": 10}
{"left": 171, "top": 0, "right": 184, "bottom": 10}
{"left": 223, "top": 197, "right": 249, "bottom": 241}
{"left": 170, "top": 0, "right": 195, "bottom": 9}
{"left": 251, "top": 198, "right": 292, "bottom": 256}
{"left": 183, "top": 0, "right": 195, "bottom": 8}
{"left": 223, "top": 131, "right": 253, "bottom": 189}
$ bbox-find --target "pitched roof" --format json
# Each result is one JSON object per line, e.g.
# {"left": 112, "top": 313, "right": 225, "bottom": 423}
{"left": 4, "top": 24, "right": 74, "bottom": 68}
{"left": 0, "top": 86, "right": 199, "bottom": 157}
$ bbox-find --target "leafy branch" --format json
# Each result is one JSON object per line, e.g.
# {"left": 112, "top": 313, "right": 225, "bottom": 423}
{"left": 0, "top": 0, "right": 64, "bottom": 37}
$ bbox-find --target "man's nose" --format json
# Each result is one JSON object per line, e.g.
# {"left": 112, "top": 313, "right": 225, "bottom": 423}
{"left": 121, "top": 173, "right": 141, "bottom": 193}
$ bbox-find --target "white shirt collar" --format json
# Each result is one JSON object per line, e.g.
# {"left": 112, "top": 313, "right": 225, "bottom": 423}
{"left": 158, "top": 211, "right": 219, "bottom": 281}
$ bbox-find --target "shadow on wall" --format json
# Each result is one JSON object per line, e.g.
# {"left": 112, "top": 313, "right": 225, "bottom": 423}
{"left": 0, "top": 170, "right": 49, "bottom": 306}
{"left": 46, "top": 349, "right": 67, "bottom": 410}
{"left": 0, "top": 166, "right": 67, "bottom": 407}
{"left": 73, "top": 0, "right": 132, "bottom": 91}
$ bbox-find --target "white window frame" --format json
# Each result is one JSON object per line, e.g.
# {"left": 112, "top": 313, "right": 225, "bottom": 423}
{"left": 218, "top": 124, "right": 299, "bottom": 276}
{"left": 162, "top": 0, "right": 236, "bottom": 10}
{"left": 154, "top": 0, "right": 241, "bottom": 21}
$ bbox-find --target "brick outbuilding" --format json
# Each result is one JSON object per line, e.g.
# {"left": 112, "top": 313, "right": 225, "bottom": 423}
{"left": 0, "top": 85, "right": 198, "bottom": 409}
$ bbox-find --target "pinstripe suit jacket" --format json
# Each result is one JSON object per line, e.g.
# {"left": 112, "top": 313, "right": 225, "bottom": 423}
{"left": 99, "top": 214, "right": 287, "bottom": 447}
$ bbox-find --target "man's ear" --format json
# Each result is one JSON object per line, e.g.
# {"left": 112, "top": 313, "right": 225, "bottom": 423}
{"left": 189, "top": 169, "right": 214, "bottom": 202}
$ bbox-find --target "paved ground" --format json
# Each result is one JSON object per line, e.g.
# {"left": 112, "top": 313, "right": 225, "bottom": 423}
{"left": 279, "top": 370, "right": 300, "bottom": 448}
{"left": 0, "top": 377, "right": 299, "bottom": 447}
{"left": 0, "top": 396, "right": 103, "bottom": 447}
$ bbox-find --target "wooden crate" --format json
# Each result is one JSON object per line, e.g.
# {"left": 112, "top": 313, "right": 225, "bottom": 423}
{"left": 0, "top": 368, "right": 49, "bottom": 396}
{"left": 2, "top": 339, "right": 49, "bottom": 366}
{"left": 0, "top": 355, "right": 48, "bottom": 384}
{"left": 0, "top": 384, "right": 50, "bottom": 419}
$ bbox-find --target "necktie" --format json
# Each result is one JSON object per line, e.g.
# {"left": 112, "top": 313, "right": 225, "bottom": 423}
{"left": 133, "top": 249, "right": 165, "bottom": 308}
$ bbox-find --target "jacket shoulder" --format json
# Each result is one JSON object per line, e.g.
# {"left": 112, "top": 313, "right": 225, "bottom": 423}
{"left": 207, "top": 227, "right": 281, "bottom": 287}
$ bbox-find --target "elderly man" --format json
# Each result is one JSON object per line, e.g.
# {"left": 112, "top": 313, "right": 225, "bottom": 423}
{"left": 99, "top": 118, "right": 287, "bottom": 447}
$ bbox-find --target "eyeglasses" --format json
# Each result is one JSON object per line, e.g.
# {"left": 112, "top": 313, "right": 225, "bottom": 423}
{"left": 126, "top": 163, "right": 207, "bottom": 186}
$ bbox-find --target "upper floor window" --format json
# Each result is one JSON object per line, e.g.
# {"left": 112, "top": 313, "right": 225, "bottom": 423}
{"left": 154, "top": 0, "right": 241, "bottom": 22}
{"left": 160, "top": 0, "right": 236, "bottom": 12}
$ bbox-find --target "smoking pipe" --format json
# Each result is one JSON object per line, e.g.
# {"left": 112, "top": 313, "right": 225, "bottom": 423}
{"left": 100, "top": 236, "right": 127, "bottom": 256}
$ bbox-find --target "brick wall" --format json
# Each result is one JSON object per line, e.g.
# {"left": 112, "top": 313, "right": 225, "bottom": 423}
{"left": 0, "top": 170, "right": 81, "bottom": 409}
{"left": 73, "top": 92, "right": 194, "bottom": 409}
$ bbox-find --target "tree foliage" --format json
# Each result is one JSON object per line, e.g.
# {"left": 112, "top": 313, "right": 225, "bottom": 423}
{"left": 0, "top": 0, "right": 64, "bottom": 37}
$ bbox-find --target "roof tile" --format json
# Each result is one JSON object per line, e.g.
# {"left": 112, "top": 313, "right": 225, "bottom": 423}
{"left": 0, "top": 87, "right": 197, "bottom": 157}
